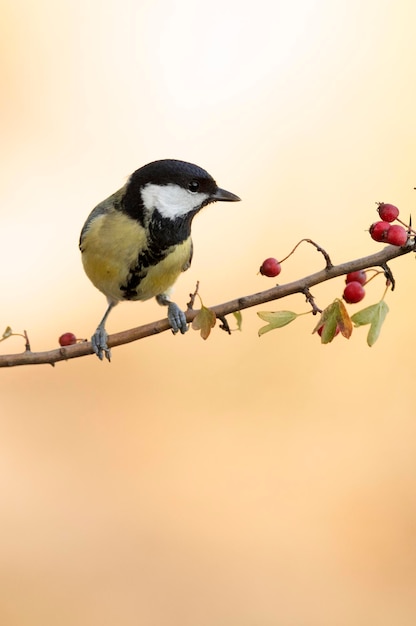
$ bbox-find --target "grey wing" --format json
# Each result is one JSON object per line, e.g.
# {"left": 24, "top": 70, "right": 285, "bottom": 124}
{"left": 79, "top": 187, "right": 125, "bottom": 249}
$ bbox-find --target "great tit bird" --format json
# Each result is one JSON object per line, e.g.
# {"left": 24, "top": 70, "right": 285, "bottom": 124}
{"left": 80, "top": 159, "right": 241, "bottom": 361}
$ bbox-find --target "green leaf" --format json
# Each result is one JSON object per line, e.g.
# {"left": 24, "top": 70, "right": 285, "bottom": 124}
{"left": 233, "top": 310, "right": 243, "bottom": 331}
{"left": 320, "top": 314, "right": 339, "bottom": 344}
{"left": 351, "top": 303, "right": 380, "bottom": 327}
{"left": 257, "top": 310, "right": 298, "bottom": 336}
{"left": 312, "top": 299, "right": 353, "bottom": 343}
{"left": 351, "top": 301, "right": 389, "bottom": 346}
{"left": 191, "top": 304, "right": 216, "bottom": 340}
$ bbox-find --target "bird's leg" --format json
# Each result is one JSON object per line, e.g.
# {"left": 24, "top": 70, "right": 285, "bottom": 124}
{"left": 156, "top": 293, "right": 188, "bottom": 334}
{"left": 91, "top": 300, "right": 117, "bottom": 361}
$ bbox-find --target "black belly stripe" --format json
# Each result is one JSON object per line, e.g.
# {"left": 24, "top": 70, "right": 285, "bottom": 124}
{"left": 120, "top": 243, "right": 171, "bottom": 300}
{"left": 120, "top": 212, "right": 193, "bottom": 300}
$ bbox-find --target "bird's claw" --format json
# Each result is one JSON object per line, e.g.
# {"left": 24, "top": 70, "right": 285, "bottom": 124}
{"left": 167, "top": 302, "right": 188, "bottom": 335}
{"left": 91, "top": 328, "right": 111, "bottom": 361}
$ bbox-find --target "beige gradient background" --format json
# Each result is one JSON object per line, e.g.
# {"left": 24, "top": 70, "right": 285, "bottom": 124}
{"left": 1, "top": 1, "right": 416, "bottom": 624}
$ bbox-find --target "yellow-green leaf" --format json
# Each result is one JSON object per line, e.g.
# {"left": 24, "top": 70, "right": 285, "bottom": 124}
{"left": 1, "top": 326, "right": 12, "bottom": 340}
{"left": 233, "top": 310, "right": 243, "bottom": 331}
{"left": 257, "top": 310, "right": 298, "bottom": 336}
{"left": 192, "top": 304, "right": 216, "bottom": 340}
{"left": 351, "top": 301, "right": 389, "bottom": 346}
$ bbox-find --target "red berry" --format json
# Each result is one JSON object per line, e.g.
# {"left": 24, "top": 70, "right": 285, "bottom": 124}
{"left": 385, "top": 224, "right": 408, "bottom": 247}
{"left": 345, "top": 270, "right": 366, "bottom": 285}
{"left": 259, "top": 258, "right": 281, "bottom": 277}
{"left": 343, "top": 281, "right": 365, "bottom": 304}
{"left": 377, "top": 203, "right": 399, "bottom": 222}
{"left": 369, "top": 221, "right": 390, "bottom": 242}
{"left": 59, "top": 332, "right": 77, "bottom": 346}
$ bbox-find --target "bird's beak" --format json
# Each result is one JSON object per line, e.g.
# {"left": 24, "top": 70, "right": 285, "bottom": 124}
{"left": 211, "top": 187, "right": 241, "bottom": 202}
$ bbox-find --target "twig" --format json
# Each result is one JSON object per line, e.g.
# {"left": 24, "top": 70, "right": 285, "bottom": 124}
{"left": 23, "top": 330, "right": 31, "bottom": 352}
{"left": 302, "top": 288, "right": 322, "bottom": 315}
{"left": 280, "top": 238, "right": 333, "bottom": 269}
{"left": 187, "top": 281, "right": 200, "bottom": 310}
{"left": 381, "top": 262, "right": 395, "bottom": 290}
{"left": 218, "top": 315, "right": 232, "bottom": 334}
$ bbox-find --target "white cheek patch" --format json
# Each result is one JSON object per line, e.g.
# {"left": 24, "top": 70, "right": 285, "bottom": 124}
{"left": 141, "top": 183, "right": 208, "bottom": 219}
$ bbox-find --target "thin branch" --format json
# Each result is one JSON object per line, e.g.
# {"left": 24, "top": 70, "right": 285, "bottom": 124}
{"left": 279, "top": 238, "right": 333, "bottom": 269}
{"left": 0, "top": 242, "right": 413, "bottom": 368}
{"left": 23, "top": 330, "right": 31, "bottom": 352}
{"left": 381, "top": 262, "right": 395, "bottom": 290}
{"left": 186, "top": 281, "right": 200, "bottom": 310}
{"left": 217, "top": 315, "right": 232, "bottom": 334}
{"left": 302, "top": 287, "right": 323, "bottom": 315}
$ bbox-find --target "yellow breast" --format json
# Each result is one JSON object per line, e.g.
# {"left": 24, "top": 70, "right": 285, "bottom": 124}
{"left": 81, "top": 209, "right": 192, "bottom": 302}
{"left": 134, "top": 241, "right": 192, "bottom": 301}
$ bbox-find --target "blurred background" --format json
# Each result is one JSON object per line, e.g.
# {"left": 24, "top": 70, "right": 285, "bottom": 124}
{"left": 1, "top": 0, "right": 416, "bottom": 624}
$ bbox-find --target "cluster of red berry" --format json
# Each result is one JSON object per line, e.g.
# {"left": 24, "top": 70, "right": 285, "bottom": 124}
{"left": 370, "top": 203, "right": 408, "bottom": 246}
{"left": 342, "top": 270, "right": 366, "bottom": 304}
{"left": 256, "top": 200, "right": 414, "bottom": 345}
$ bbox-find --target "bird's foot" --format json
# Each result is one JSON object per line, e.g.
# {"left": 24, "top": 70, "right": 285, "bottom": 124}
{"left": 91, "top": 327, "right": 111, "bottom": 361}
{"left": 167, "top": 302, "right": 188, "bottom": 335}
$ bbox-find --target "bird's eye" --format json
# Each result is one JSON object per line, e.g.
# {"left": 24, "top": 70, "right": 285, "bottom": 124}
{"left": 188, "top": 180, "right": 200, "bottom": 193}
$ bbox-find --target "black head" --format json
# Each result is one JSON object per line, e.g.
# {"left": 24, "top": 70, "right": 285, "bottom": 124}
{"left": 122, "top": 159, "right": 240, "bottom": 222}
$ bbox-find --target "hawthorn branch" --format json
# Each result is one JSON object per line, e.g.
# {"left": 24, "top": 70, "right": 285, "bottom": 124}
{"left": 0, "top": 242, "right": 413, "bottom": 368}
